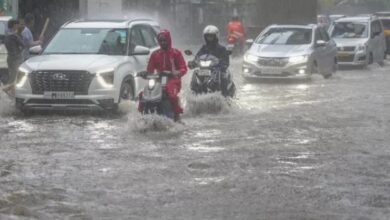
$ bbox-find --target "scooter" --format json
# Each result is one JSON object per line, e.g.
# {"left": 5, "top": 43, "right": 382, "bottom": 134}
{"left": 137, "top": 71, "right": 174, "bottom": 119}
{"left": 185, "top": 50, "right": 236, "bottom": 98}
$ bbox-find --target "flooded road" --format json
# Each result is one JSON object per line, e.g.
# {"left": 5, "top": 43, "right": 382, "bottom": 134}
{"left": 1, "top": 60, "right": 390, "bottom": 219}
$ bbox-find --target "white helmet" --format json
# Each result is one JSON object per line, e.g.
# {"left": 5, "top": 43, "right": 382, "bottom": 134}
{"left": 203, "top": 25, "right": 220, "bottom": 38}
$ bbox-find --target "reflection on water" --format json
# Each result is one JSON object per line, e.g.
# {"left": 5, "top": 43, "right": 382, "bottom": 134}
{"left": 194, "top": 177, "right": 225, "bottom": 185}
{"left": 274, "top": 151, "right": 321, "bottom": 174}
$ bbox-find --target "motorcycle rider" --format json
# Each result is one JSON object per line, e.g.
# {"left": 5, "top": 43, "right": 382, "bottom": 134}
{"left": 226, "top": 15, "right": 245, "bottom": 54}
{"left": 188, "top": 25, "right": 230, "bottom": 95}
{"left": 138, "top": 29, "right": 187, "bottom": 122}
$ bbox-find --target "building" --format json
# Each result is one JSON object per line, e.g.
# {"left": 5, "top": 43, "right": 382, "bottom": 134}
{"left": 15, "top": 0, "right": 317, "bottom": 43}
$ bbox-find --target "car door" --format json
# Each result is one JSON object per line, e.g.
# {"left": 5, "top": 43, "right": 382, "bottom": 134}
{"left": 128, "top": 25, "right": 148, "bottom": 94}
{"left": 319, "top": 27, "right": 336, "bottom": 73}
{"left": 376, "top": 20, "right": 387, "bottom": 60}
{"left": 369, "top": 21, "right": 381, "bottom": 62}
{"left": 313, "top": 28, "right": 327, "bottom": 73}
{"left": 130, "top": 24, "right": 159, "bottom": 95}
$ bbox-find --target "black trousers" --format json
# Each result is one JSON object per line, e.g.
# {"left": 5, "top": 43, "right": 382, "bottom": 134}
{"left": 6, "top": 55, "right": 23, "bottom": 85}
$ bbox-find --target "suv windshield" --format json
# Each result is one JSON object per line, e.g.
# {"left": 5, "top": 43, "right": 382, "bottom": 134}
{"left": 331, "top": 22, "right": 368, "bottom": 38}
{"left": 256, "top": 28, "right": 312, "bottom": 45}
{"left": 44, "top": 28, "right": 128, "bottom": 55}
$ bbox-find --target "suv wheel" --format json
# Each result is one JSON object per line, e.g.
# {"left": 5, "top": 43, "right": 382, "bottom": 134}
{"left": 120, "top": 80, "right": 135, "bottom": 102}
{"left": 108, "top": 79, "right": 135, "bottom": 114}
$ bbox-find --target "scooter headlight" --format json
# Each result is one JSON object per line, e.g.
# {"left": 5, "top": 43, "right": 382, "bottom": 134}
{"left": 199, "top": 60, "right": 212, "bottom": 67}
{"left": 15, "top": 67, "right": 30, "bottom": 88}
{"left": 148, "top": 79, "right": 156, "bottom": 90}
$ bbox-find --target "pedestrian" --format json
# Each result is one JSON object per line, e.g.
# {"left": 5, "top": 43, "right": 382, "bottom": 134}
{"left": 2, "top": 19, "right": 25, "bottom": 96}
{"left": 20, "top": 13, "right": 43, "bottom": 60}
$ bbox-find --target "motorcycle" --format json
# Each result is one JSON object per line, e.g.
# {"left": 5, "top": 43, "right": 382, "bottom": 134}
{"left": 185, "top": 50, "right": 236, "bottom": 98}
{"left": 137, "top": 71, "right": 174, "bottom": 119}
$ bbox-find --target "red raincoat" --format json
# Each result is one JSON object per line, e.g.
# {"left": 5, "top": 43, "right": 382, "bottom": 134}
{"left": 140, "top": 29, "right": 187, "bottom": 114}
{"left": 226, "top": 20, "right": 245, "bottom": 44}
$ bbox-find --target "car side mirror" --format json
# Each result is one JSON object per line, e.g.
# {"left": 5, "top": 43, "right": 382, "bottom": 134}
{"left": 184, "top": 50, "right": 193, "bottom": 56}
{"left": 246, "top": 39, "right": 254, "bottom": 46}
{"left": 316, "top": 40, "right": 327, "bottom": 47}
{"left": 30, "top": 45, "right": 42, "bottom": 55}
{"left": 131, "top": 45, "right": 150, "bottom": 56}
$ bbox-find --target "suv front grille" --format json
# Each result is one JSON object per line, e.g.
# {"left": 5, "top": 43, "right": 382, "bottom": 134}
{"left": 258, "top": 57, "right": 288, "bottom": 67}
{"left": 30, "top": 70, "right": 94, "bottom": 95}
{"left": 338, "top": 46, "right": 355, "bottom": 52}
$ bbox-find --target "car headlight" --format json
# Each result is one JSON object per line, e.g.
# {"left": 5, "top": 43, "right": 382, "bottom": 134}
{"left": 15, "top": 67, "right": 30, "bottom": 88}
{"left": 148, "top": 79, "right": 156, "bottom": 90}
{"left": 244, "top": 54, "right": 259, "bottom": 63}
{"left": 96, "top": 68, "right": 114, "bottom": 88}
{"left": 288, "top": 55, "right": 308, "bottom": 64}
{"left": 199, "top": 60, "right": 212, "bottom": 67}
{"left": 356, "top": 44, "right": 367, "bottom": 52}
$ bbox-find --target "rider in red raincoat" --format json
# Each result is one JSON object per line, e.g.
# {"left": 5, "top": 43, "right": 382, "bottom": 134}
{"left": 226, "top": 16, "right": 246, "bottom": 53}
{"left": 138, "top": 29, "right": 187, "bottom": 121}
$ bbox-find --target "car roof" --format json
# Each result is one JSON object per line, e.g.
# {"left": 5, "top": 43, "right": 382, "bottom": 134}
{"left": 0, "top": 16, "right": 12, "bottom": 22}
{"left": 268, "top": 24, "right": 315, "bottom": 29}
{"left": 377, "top": 15, "right": 390, "bottom": 19}
{"left": 329, "top": 14, "right": 346, "bottom": 18}
{"left": 63, "top": 18, "right": 159, "bottom": 29}
{"left": 335, "top": 16, "right": 374, "bottom": 23}
{"left": 375, "top": 11, "right": 390, "bottom": 16}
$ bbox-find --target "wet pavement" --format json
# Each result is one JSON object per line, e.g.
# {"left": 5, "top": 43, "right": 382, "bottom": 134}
{"left": 0, "top": 59, "right": 390, "bottom": 219}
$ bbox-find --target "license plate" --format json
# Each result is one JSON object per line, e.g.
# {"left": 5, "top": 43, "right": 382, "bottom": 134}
{"left": 337, "top": 51, "right": 351, "bottom": 57}
{"left": 261, "top": 68, "right": 282, "bottom": 74}
{"left": 44, "top": 91, "right": 75, "bottom": 99}
{"left": 198, "top": 69, "right": 211, "bottom": 76}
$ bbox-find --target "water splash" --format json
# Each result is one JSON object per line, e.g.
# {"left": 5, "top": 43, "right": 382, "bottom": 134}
{"left": 185, "top": 93, "right": 234, "bottom": 116}
{"left": 0, "top": 91, "right": 16, "bottom": 117}
{"left": 129, "top": 113, "right": 180, "bottom": 133}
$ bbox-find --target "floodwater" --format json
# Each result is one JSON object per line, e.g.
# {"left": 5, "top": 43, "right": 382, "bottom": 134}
{"left": 0, "top": 59, "right": 389, "bottom": 219}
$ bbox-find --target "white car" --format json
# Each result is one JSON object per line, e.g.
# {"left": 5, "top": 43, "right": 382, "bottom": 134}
{"left": 243, "top": 24, "right": 337, "bottom": 79}
{"left": 329, "top": 15, "right": 387, "bottom": 67}
{"left": 15, "top": 18, "right": 160, "bottom": 112}
{"left": 0, "top": 16, "right": 12, "bottom": 84}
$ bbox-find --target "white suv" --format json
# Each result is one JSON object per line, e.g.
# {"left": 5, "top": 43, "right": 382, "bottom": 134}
{"left": 15, "top": 19, "right": 160, "bottom": 112}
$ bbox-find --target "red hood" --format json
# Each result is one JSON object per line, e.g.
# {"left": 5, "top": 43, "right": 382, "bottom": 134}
{"left": 157, "top": 29, "right": 172, "bottom": 49}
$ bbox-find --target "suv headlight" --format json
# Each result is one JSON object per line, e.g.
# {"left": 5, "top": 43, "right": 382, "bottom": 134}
{"left": 244, "top": 54, "right": 259, "bottom": 63}
{"left": 289, "top": 55, "right": 308, "bottom": 64}
{"left": 15, "top": 67, "right": 30, "bottom": 88}
{"left": 96, "top": 68, "right": 114, "bottom": 88}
